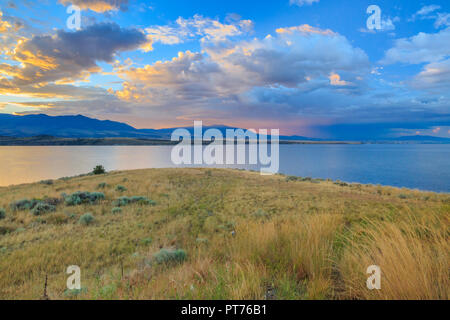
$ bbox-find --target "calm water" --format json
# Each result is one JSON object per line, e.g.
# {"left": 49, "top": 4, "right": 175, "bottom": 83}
{"left": 0, "top": 144, "right": 449, "bottom": 192}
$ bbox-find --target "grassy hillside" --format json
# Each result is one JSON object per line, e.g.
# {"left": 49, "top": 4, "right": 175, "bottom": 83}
{"left": 0, "top": 168, "right": 448, "bottom": 300}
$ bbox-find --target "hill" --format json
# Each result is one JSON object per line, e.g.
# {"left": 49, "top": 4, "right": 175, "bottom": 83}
{"left": 0, "top": 168, "right": 448, "bottom": 299}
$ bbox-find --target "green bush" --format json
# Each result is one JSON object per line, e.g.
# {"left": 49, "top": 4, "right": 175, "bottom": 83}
{"left": 0, "top": 208, "right": 5, "bottom": 220}
{"left": 93, "top": 165, "right": 106, "bottom": 175}
{"left": 10, "top": 199, "right": 40, "bottom": 211}
{"left": 40, "top": 179, "right": 54, "bottom": 185}
{"left": 63, "top": 192, "right": 105, "bottom": 206}
{"left": 140, "top": 237, "right": 152, "bottom": 245}
{"left": 97, "top": 182, "right": 107, "bottom": 189}
{"left": 79, "top": 213, "right": 95, "bottom": 226}
{"left": 153, "top": 248, "right": 187, "bottom": 265}
{"left": 113, "top": 196, "right": 156, "bottom": 207}
{"left": 115, "top": 185, "right": 127, "bottom": 192}
{"left": 111, "top": 207, "right": 122, "bottom": 214}
{"left": 31, "top": 203, "right": 56, "bottom": 216}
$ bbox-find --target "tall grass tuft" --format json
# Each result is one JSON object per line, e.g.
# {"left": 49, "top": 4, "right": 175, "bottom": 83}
{"left": 337, "top": 213, "right": 449, "bottom": 300}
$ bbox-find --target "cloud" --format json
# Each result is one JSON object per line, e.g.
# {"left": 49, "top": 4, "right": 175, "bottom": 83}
{"left": 410, "top": 5, "right": 450, "bottom": 29}
{"left": 0, "top": 10, "right": 12, "bottom": 33}
{"left": 435, "top": 13, "right": 450, "bottom": 28}
{"left": 113, "top": 24, "right": 368, "bottom": 105}
{"left": 382, "top": 28, "right": 450, "bottom": 64}
{"left": 413, "top": 5, "right": 441, "bottom": 19}
{"left": 412, "top": 58, "right": 450, "bottom": 91}
{"left": 289, "top": 0, "right": 319, "bottom": 7}
{"left": 0, "top": 23, "right": 148, "bottom": 91}
{"left": 276, "top": 24, "right": 335, "bottom": 36}
{"left": 145, "top": 15, "right": 253, "bottom": 46}
{"left": 58, "top": 0, "right": 129, "bottom": 13}
{"left": 329, "top": 73, "right": 352, "bottom": 86}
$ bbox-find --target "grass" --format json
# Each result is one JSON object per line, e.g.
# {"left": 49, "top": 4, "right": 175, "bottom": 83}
{"left": 0, "top": 168, "right": 448, "bottom": 300}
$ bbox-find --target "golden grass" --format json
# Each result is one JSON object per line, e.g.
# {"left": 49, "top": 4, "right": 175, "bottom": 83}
{"left": 0, "top": 168, "right": 448, "bottom": 300}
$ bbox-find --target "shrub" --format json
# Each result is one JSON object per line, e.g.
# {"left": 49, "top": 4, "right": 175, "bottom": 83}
{"left": 40, "top": 179, "right": 54, "bottom": 185}
{"left": 0, "top": 209, "right": 5, "bottom": 220}
{"left": 10, "top": 199, "right": 40, "bottom": 211}
{"left": 153, "top": 248, "right": 187, "bottom": 265}
{"left": 92, "top": 165, "right": 106, "bottom": 175}
{"left": 79, "top": 213, "right": 94, "bottom": 226}
{"left": 285, "top": 176, "right": 299, "bottom": 182}
{"left": 115, "top": 185, "right": 127, "bottom": 192}
{"left": 111, "top": 207, "right": 122, "bottom": 214}
{"left": 140, "top": 237, "right": 152, "bottom": 245}
{"left": 31, "top": 203, "right": 56, "bottom": 216}
{"left": 63, "top": 192, "right": 105, "bottom": 206}
{"left": 97, "top": 182, "right": 107, "bottom": 189}
{"left": 113, "top": 196, "right": 156, "bottom": 207}
{"left": 43, "top": 197, "right": 62, "bottom": 206}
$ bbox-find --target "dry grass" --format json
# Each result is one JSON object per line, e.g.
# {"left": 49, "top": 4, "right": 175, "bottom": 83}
{"left": 0, "top": 168, "right": 448, "bottom": 300}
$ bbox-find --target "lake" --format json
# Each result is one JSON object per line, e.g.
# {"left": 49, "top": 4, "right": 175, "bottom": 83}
{"left": 0, "top": 144, "right": 449, "bottom": 192}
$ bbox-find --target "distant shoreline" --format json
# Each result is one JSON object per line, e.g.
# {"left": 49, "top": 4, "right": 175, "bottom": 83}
{"left": 0, "top": 135, "right": 361, "bottom": 146}
{"left": 0, "top": 136, "right": 448, "bottom": 146}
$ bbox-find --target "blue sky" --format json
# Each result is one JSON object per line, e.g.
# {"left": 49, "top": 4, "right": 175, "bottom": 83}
{"left": 0, "top": 0, "right": 449, "bottom": 139}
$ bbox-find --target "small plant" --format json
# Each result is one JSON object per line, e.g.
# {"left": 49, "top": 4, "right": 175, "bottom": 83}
{"left": 153, "top": 248, "right": 187, "bottom": 265}
{"left": 79, "top": 213, "right": 94, "bottom": 226}
{"left": 31, "top": 203, "right": 56, "bottom": 216}
{"left": 63, "top": 192, "right": 105, "bottom": 206}
{"left": 0, "top": 208, "right": 5, "bottom": 220}
{"left": 10, "top": 199, "right": 40, "bottom": 211}
{"left": 285, "top": 176, "right": 299, "bottom": 182}
{"left": 40, "top": 179, "right": 54, "bottom": 185}
{"left": 97, "top": 182, "right": 107, "bottom": 189}
{"left": 115, "top": 185, "right": 127, "bottom": 192}
{"left": 113, "top": 196, "right": 156, "bottom": 207}
{"left": 111, "top": 207, "right": 122, "bottom": 214}
{"left": 140, "top": 237, "right": 152, "bottom": 245}
{"left": 92, "top": 165, "right": 106, "bottom": 175}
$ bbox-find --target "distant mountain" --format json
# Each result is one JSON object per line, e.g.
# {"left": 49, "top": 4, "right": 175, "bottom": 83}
{"left": 0, "top": 114, "right": 317, "bottom": 140}
{"left": 1, "top": 114, "right": 448, "bottom": 143}
{"left": 0, "top": 113, "right": 162, "bottom": 138}
{"left": 386, "top": 135, "right": 450, "bottom": 143}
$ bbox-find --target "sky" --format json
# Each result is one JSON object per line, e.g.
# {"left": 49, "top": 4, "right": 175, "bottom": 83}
{"left": 0, "top": 0, "right": 449, "bottom": 139}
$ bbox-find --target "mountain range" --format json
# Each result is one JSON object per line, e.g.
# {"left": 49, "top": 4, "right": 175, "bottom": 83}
{"left": 0, "top": 113, "right": 316, "bottom": 141}
{"left": 0, "top": 113, "right": 449, "bottom": 143}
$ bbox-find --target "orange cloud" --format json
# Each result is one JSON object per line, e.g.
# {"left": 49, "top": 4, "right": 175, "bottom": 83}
{"left": 329, "top": 72, "right": 351, "bottom": 86}
{"left": 58, "top": 0, "right": 128, "bottom": 13}
{"left": 276, "top": 24, "right": 336, "bottom": 36}
{"left": 0, "top": 11, "right": 12, "bottom": 33}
